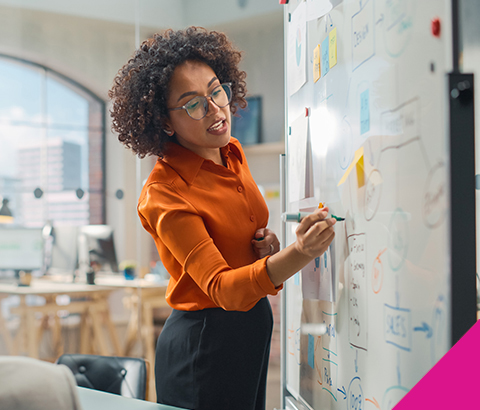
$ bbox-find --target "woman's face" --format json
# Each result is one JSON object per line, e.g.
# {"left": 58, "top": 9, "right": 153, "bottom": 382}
{"left": 164, "top": 60, "right": 232, "bottom": 164}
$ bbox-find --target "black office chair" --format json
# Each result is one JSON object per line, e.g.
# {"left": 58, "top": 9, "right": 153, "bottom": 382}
{"left": 56, "top": 354, "right": 148, "bottom": 400}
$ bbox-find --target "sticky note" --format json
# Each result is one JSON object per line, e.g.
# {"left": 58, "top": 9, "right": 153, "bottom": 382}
{"left": 356, "top": 153, "right": 365, "bottom": 188}
{"left": 313, "top": 45, "right": 321, "bottom": 83}
{"left": 308, "top": 334, "right": 315, "bottom": 369}
{"left": 338, "top": 146, "right": 364, "bottom": 186}
{"left": 360, "top": 89, "right": 370, "bottom": 134}
{"left": 294, "top": 271, "right": 300, "bottom": 285}
{"left": 321, "top": 36, "right": 330, "bottom": 77}
{"left": 329, "top": 27, "right": 337, "bottom": 68}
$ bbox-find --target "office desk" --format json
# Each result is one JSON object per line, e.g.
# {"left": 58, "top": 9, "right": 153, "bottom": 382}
{"left": 93, "top": 275, "right": 171, "bottom": 402}
{"left": 77, "top": 387, "right": 189, "bottom": 410}
{"left": 0, "top": 279, "right": 121, "bottom": 359}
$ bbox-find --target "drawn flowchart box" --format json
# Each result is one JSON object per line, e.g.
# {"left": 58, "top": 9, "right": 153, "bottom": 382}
{"left": 348, "top": 234, "right": 368, "bottom": 350}
{"left": 321, "top": 311, "right": 338, "bottom": 357}
{"left": 322, "top": 358, "right": 338, "bottom": 401}
{"left": 351, "top": 0, "right": 375, "bottom": 71}
{"left": 381, "top": 98, "right": 420, "bottom": 143}
{"left": 384, "top": 304, "right": 412, "bottom": 351}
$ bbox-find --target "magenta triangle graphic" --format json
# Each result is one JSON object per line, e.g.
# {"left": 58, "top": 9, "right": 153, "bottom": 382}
{"left": 394, "top": 319, "right": 480, "bottom": 409}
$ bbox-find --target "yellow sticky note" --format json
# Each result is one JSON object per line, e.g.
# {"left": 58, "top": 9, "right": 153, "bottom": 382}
{"left": 337, "top": 147, "right": 364, "bottom": 186}
{"left": 356, "top": 154, "right": 365, "bottom": 188}
{"left": 329, "top": 27, "right": 337, "bottom": 68}
{"left": 313, "top": 45, "right": 321, "bottom": 83}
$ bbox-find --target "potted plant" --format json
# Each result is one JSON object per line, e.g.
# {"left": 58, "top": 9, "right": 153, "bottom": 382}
{"left": 119, "top": 260, "right": 137, "bottom": 280}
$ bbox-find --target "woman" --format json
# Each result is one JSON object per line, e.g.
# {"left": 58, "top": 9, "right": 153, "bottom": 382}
{"left": 109, "top": 27, "right": 335, "bottom": 410}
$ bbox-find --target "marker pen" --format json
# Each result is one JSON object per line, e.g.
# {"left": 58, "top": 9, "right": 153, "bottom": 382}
{"left": 281, "top": 212, "right": 345, "bottom": 223}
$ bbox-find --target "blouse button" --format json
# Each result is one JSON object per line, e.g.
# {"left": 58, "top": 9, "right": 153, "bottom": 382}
{"left": 250, "top": 215, "right": 255, "bottom": 222}
{"left": 237, "top": 186, "right": 243, "bottom": 193}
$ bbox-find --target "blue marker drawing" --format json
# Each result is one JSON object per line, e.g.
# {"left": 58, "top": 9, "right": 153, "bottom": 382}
{"left": 321, "top": 36, "right": 330, "bottom": 77}
{"left": 384, "top": 304, "right": 412, "bottom": 351}
{"left": 308, "top": 334, "right": 315, "bottom": 369}
{"left": 360, "top": 89, "right": 370, "bottom": 134}
{"left": 414, "top": 322, "right": 433, "bottom": 338}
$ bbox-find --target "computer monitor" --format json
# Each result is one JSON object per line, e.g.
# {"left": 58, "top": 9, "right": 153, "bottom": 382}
{"left": 0, "top": 227, "right": 43, "bottom": 271}
{"left": 46, "top": 225, "right": 79, "bottom": 276}
{"left": 78, "top": 225, "right": 119, "bottom": 273}
{"left": 231, "top": 96, "right": 262, "bottom": 146}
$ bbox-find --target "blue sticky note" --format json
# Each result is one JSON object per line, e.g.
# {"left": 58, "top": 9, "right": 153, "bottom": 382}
{"left": 360, "top": 89, "right": 370, "bottom": 134}
{"left": 321, "top": 36, "right": 330, "bottom": 77}
{"left": 308, "top": 334, "right": 315, "bottom": 369}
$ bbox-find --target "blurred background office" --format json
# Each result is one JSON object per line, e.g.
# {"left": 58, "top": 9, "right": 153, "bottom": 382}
{"left": 0, "top": 0, "right": 285, "bottom": 406}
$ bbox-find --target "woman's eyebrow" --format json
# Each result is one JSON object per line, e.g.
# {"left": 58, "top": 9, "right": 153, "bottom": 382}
{"left": 177, "top": 90, "right": 197, "bottom": 103}
{"left": 176, "top": 77, "right": 219, "bottom": 103}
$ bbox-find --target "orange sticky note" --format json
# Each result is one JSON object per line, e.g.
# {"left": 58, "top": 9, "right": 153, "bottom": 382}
{"left": 313, "top": 45, "right": 321, "bottom": 83}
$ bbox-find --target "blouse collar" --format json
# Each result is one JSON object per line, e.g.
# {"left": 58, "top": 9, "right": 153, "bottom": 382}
{"left": 160, "top": 137, "right": 243, "bottom": 185}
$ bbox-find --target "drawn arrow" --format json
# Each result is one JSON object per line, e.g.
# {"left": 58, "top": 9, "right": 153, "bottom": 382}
{"left": 365, "top": 397, "right": 380, "bottom": 408}
{"left": 337, "top": 386, "right": 347, "bottom": 400}
{"left": 376, "top": 13, "right": 384, "bottom": 25}
{"left": 414, "top": 322, "right": 433, "bottom": 338}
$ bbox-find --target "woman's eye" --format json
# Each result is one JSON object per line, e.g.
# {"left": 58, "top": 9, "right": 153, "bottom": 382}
{"left": 212, "top": 89, "right": 222, "bottom": 97}
{"left": 187, "top": 101, "right": 200, "bottom": 110}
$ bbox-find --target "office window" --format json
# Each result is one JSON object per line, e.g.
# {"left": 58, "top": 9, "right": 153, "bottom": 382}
{"left": 0, "top": 55, "right": 105, "bottom": 227}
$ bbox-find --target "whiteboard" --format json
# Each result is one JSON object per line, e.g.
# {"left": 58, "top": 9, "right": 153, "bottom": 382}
{"left": 282, "top": 0, "right": 456, "bottom": 409}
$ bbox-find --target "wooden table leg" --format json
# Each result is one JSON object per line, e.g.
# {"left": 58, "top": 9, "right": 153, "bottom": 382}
{"left": 25, "top": 306, "right": 38, "bottom": 359}
{"left": 88, "top": 302, "right": 110, "bottom": 356}
{"left": 101, "top": 300, "right": 122, "bottom": 356}
{"left": 79, "top": 310, "right": 91, "bottom": 354}
{"left": 123, "top": 292, "right": 139, "bottom": 356}
{"left": 0, "top": 307, "right": 15, "bottom": 355}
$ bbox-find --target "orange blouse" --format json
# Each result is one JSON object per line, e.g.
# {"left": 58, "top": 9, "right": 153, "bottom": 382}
{"left": 138, "top": 137, "right": 281, "bottom": 312}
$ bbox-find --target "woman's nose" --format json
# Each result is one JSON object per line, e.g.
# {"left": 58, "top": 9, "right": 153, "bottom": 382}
{"left": 205, "top": 96, "right": 220, "bottom": 116}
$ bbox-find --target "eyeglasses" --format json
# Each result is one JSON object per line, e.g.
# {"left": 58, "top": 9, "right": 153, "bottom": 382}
{"left": 168, "top": 82, "right": 232, "bottom": 120}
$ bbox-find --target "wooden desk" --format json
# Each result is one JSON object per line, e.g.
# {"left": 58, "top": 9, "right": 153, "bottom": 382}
{"left": 77, "top": 387, "right": 188, "bottom": 410}
{"left": 0, "top": 279, "right": 121, "bottom": 359}
{"left": 93, "top": 275, "right": 170, "bottom": 402}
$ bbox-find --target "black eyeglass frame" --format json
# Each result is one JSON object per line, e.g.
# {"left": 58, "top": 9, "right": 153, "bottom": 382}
{"left": 167, "top": 82, "right": 233, "bottom": 120}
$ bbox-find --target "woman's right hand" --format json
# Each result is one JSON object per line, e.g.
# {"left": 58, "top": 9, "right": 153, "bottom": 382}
{"left": 294, "top": 207, "right": 336, "bottom": 258}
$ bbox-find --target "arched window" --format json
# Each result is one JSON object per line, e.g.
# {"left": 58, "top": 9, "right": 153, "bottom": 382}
{"left": 0, "top": 55, "right": 105, "bottom": 227}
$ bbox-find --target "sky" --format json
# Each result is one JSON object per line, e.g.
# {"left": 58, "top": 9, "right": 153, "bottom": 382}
{"left": 0, "top": 57, "right": 93, "bottom": 187}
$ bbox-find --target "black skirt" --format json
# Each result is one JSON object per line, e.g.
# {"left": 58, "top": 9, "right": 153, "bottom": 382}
{"left": 155, "top": 297, "right": 274, "bottom": 410}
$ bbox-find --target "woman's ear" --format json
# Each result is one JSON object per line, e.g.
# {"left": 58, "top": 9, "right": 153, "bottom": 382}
{"left": 162, "top": 121, "right": 174, "bottom": 136}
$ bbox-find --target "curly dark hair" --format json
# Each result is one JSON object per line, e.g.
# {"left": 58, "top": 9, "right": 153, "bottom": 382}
{"left": 108, "top": 26, "right": 247, "bottom": 158}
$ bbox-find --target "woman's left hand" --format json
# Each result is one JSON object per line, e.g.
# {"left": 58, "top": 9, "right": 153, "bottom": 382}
{"left": 251, "top": 228, "right": 280, "bottom": 259}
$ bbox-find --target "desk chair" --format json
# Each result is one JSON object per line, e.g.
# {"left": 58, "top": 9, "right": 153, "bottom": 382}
{"left": 56, "top": 353, "right": 148, "bottom": 400}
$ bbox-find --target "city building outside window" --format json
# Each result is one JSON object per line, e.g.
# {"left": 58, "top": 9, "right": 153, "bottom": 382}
{"left": 0, "top": 55, "right": 105, "bottom": 227}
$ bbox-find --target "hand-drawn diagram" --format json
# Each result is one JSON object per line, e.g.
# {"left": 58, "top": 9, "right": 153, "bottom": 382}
{"left": 352, "top": 0, "right": 375, "bottom": 71}
{"left": 348, "top": 234, "right": 368, "bottom": 350}
{"left": 382, "top": 0, "right": 416, "bottom": 58}
{"left": 285, "top": 0, "right": 451, "bottom": 408}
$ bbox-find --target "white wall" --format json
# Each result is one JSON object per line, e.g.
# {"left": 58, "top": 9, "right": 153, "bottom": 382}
{"left": 184, "top": 0, "right": 282, "bottom": 28}
{"left": 0, "top": 0, "right": 185, "bottom": 28}
{"left": 211, "top": 11, "right": 285, "bottom": 144}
